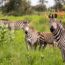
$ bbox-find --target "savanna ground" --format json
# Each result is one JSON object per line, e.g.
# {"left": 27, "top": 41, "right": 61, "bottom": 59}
{"left": 0, "top": 12, "right": 65, "bottom": 65}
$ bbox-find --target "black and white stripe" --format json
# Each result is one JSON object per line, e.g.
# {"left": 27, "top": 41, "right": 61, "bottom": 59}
{"left": 49, "top": 14, "right": 65, "bottom": 62}
{"left": 21, "top": 21, "right": 56, "bottom": 50}
{"left": 21, "top": 21, "right": 47, "bottom": 50}
{"left": 38, "top": 32, "right": 56, "bottom": 47}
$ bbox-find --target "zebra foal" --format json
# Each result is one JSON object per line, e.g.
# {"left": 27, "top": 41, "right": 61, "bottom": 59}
{"left": 38, "top": 32, "right": 57, "bottom": 47}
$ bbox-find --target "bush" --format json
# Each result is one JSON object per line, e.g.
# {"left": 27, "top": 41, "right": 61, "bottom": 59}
{"left": 2, "top": 0, "right": 32, "bottom": 16}
{"left": 0, "top": 25, "right": 15, "bottom": 47}
{"left": 32, "top": 4, "right": 47, "bottom": 12}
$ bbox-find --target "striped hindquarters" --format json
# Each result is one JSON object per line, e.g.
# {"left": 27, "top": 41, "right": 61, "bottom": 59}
{"left": 39, "top": 32, "right": 54, "bottom": 44}
{"left": 38, "top": 32, "right": 57, "bottom": 47}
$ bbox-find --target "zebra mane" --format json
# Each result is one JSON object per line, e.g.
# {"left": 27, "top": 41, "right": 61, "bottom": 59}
{"left": 57, "top": 20, "right": 64, "bottom": 30}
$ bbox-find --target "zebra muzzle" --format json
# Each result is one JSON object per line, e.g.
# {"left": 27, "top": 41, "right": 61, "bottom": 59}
{"left": 50, "top": 26, "right": 55, "bottom": 32}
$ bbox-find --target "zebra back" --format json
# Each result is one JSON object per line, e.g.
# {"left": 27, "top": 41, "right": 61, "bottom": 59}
{"left": 38, "top": 32, "right": 56, "bottom": 45}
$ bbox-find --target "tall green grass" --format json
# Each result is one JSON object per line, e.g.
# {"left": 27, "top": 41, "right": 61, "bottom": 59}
{"left": 0, "top": 15, "right": 65, "bottom": 65}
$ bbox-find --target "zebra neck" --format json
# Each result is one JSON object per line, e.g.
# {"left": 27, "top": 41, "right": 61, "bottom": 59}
{"left": 53, "top": 28, "right": 62, "bottom": 42}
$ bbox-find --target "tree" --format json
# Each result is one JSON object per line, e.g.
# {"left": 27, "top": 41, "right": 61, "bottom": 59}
{"left": 33, "top": 4, "right": 47, "bottom": 12}
{"left": 37, "top": 0, "right": 47, "bottom": 11}
{"left": 55, "top": 0, "right": 65, "bottom": 5}
{"left": 39, "top": 0, "right": 44, "bottom": 5}
{"left": 2, "top": 0, "right": 32, "bottom": 15}
{"left": 53, "top": 0, "right": 63, "bottom": 11}
{"left": 0, "top": 25, "right": 14, "bottom": 47}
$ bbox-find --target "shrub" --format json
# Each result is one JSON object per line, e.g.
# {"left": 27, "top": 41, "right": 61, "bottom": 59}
{"left": 0, "top": 25, "right": 15, "bottom": 47}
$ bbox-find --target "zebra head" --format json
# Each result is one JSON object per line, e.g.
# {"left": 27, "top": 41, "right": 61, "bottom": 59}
{"left": 48, "top": 14, "right": 64, "bottom": 33}
{"left": 21, "top": 20, "right": 30, "bottom": 32}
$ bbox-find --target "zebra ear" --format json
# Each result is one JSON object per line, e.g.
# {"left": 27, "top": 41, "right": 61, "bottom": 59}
{"left": 54, "top": 14, "right": 57, "bottom": 18}
{"left": 48, "top": 14, "right": 51, "bottom": 18}
{"left": 48, "top": 14, "right": 54, "bottom": 18}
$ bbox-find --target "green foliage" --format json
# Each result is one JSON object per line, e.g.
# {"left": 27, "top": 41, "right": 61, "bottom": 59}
{"left": 0, "top": 25, "right": 14, "bottom": 47}
{"left": 32, "top": 4, "right": 47, "bottom": 12}
{"left": 35, "top": 0, "right": 47, "bottom": 12}
{"left": 0, "top": 14, "right": 65, "bottom": 65}
{"left": 53, "top": 0, "right": 64, "bottom": 11}
{"left": 39, "top": 0, "right": 44, "bottom": 4}
{"left": 2, "top": 0, "right": 32, "bottom": 16}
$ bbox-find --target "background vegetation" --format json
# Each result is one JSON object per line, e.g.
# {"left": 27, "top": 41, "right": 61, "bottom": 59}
{"left": 0, "top": 14, "right": 65, "bottom": 65}
{"left": 0, "top": 0, "right": 65, "bottom": 65}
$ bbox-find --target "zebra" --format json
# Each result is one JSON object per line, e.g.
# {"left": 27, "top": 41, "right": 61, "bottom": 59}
{"left": 21, "top": 21, "right": 42, "bottom": 49}
{"left": 48, "top": 14, "right": 65, "bottom": 62}
{"left": 0, "top": 19, "right": 25, "bottom": 31}
{"left": 38, "top": 32, "right": 57, "bottom": 47}
{"left": 21, "top": 21, "right": 56, "bottom": 50}
{"left": 0, "top": 19, "right": 29, "bottom": 30}
{"left": 0, "top": 19, "right": 15, "bottom": 31}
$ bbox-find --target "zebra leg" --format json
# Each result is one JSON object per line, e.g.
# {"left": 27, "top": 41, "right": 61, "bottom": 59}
{"left": 39, "top": 42, "right": 47, "bottom": 50}
{"left": 39, "top": 41, "right": 42, "bottom": 50}
{"left": 26, "top": 42, "right": 30, "bottom": 50}
{"left": 33, "top": 43, "right": 38, "bottom": 50}
{"left": 53, "top": 41, "right": 58, "bottom": 47}
{"left": 28, "top": 42, "right": 35, "bottom": 50}
{"left": 26, "top": 42, "right": 33, "bottom": 50}
{"left": 31, "top": 44, "right": 36, "bottom": 50}
{"left": 42, "top": 42, "right": 47, "bottom": 49}
{"left": 25, "top": 39, "right": 30, "bottom": 50}
{"left": 61, "top": 48, "right": 65, "bottom": 62}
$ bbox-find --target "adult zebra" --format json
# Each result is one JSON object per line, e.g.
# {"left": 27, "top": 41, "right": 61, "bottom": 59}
{"left": 48, "top": 14, "right": 65, "bottom": 62}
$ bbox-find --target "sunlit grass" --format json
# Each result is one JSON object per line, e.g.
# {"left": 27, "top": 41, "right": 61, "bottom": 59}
{"left": 0, "top": 14, "right": 65, "bottom": 65}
